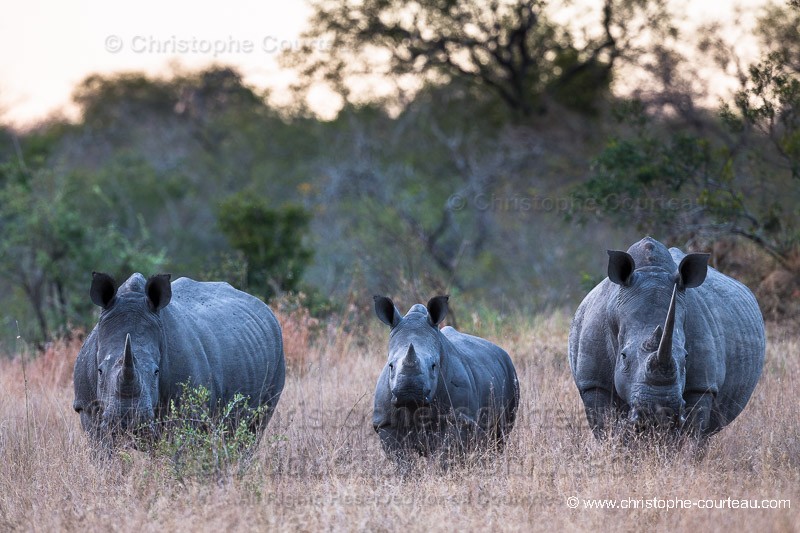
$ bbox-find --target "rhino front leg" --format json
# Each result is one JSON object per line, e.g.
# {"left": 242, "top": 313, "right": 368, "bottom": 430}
{"left": 580, "top": 387, "right": 614, "bottom": 439}
{"left": 451, "top": 409, "right": 488, "bottom": 451}
{"left": 683, "top": 391, "right": 713, "bottom": 438}
{"left": 375, "top": 424, "right": 418, "bottom": 468}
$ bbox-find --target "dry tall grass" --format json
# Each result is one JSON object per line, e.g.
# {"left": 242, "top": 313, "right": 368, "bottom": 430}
{"left": 0, "top": 312, "right": 797, "bottom": 532}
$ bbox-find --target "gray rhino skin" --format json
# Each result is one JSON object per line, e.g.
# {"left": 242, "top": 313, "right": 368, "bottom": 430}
{"left": 569, "top": 237, "right": 765, "bottom": 438}
{"left": 73, "top": 272, "right": 285, "bottom": 443}
{"left": 372, "top": 295, "right": 519, "bottom": 458}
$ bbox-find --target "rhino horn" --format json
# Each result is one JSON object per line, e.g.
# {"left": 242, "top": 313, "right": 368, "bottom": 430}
{"left": 642, "top": 325, "right": 663, "bottom": 352}
{"left": 655, "top": 284, "right": 678, "bottom": 370}
{"left": 400, "top": 344, "right": 419, "bottom": 375}
{"left": 121, "top": 333, "right": 136, "bottom": 384}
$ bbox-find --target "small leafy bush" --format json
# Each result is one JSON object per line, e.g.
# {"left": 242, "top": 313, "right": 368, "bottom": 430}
{"left": 149, "top": 383, "right": 269, "bottom": 483}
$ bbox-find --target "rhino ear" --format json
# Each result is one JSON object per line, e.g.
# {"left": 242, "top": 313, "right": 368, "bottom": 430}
{"left": 374, "top": 295, "right": 401, "bottom": 328}
{"left": 426, "top": 295, "right": 449, "bottom": 327}
{"left": 145, "top": 274, "right": 172, "bottom": 312}
{"left": 90, "top": 272, "right": 117, "bottom": 309}
{"left": 607, "top": 250, "right": 635, "bottom": 287}
{"left": 677, "top": 253, "right": 709, "bottom": 289}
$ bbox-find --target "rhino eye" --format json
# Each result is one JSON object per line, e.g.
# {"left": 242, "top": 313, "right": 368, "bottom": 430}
{"left": 620, "top": 352, "right": 627, "bottom": 360}
{"left": 97, "top": 367, "right": 103, "bottom": 375}
{"left": 431, "top": 363, "right": 437, "bottom": 371}
{"left": 154, "top": 368, "right": 159, "bottom": 376}
{"left": 388, "top": 363, "right": 394, "bottom": 370}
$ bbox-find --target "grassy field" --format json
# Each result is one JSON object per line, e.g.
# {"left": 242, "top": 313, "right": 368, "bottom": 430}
{"left": 0, "top": 310, "right": 797, "bottom": 532}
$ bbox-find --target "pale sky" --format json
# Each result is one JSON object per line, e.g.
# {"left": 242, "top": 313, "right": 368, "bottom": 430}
{"left": 0, "top": 0, "right": 313, "bottom": 127}
{"left": 0, "top": 0, "right": 770, "bottom": 129}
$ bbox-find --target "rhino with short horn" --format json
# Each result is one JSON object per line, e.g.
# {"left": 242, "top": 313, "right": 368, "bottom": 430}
{"left": 372, "top": 295, "right": 519, "bottom": 460}
{"left": 569, "top": 237, "right": 765, "bottom": 439}
{"left": 73, "top": 272, "right": 285, "bottom": 444}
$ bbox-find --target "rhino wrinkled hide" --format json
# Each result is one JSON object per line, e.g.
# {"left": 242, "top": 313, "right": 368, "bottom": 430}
{"left": 73, "top": 272, "right": 285, "bottom": 446}
{"left": 372, "top": 295, "right": 520, "bottom": 461}
{"left": 569, "top": 237, "right": 765, "bottom": 439}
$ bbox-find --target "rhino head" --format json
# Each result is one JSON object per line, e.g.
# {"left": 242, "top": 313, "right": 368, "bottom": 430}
{"left": 607, "top": 249, "right": 709, "bottom": 430}
{"left": 89, "top": 272, "right": 171, "bottom": 441}
{"left": 374, "top": 295, "right": 449, "bottom": 409}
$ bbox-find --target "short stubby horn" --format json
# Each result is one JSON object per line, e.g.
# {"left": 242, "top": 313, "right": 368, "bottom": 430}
{"left": 399, "top": 344, "right": 420, "bottom": 375}
{"left": 642, "top": 325, "right": 663, "bottom": 352}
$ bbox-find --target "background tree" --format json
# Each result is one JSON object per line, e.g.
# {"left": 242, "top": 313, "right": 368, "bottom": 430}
{"left": 0, "top": 158, "right": 163, "bottom": 344}
{"left": 217, "top": 193, "right": 313, "bottom": 300}
{"left": 284, "top": 0, "right": 675, "bottom": 116}
{"left": 4, "top": 1, "right": 800, "bottom": 349}
{"left": 571, "top": 0, "right": 800, "bottom": 275}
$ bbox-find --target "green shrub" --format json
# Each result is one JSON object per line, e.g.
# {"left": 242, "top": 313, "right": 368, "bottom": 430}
{"left": 217, "top": 193, "right": 313, "bottom": 300}
{"left": 148, "top": 383, "right": 269, "bottom": 483}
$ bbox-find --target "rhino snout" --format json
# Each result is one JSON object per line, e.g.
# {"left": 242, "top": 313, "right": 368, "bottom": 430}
{"left": 627, "top": 404, "right": 684, "bottom": 430}
{"left": 390, "top": 393, "right": 432, "bottom": 406}
{"left": 390, "top": 386, "right": 432, "bottom": 408}
{"left": 100, "top": 405, "right": 155, "bottom": 434}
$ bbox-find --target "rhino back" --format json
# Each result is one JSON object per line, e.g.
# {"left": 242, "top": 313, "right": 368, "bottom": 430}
{"left": 669, "top": 248, "right": 765, "bottom": 426}
{"left": 158, "top": 278, "right": 285, "bottom": 412}
{"left": 439, "top": 327, "right": 519, "bottom": 425}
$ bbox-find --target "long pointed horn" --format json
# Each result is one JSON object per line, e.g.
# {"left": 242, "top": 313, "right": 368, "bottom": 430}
{"left": 122, "top": 333, "right": 135, "bottom": 383}
{"left": 657, "top": 285, "right": 678, "bottom": 367}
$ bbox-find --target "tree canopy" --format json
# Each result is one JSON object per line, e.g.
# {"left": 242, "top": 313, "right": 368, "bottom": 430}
{"left": 2, "top": 0, "right": 800, "bottom": 348}
{"left": 284, "top": 0, "right": 675, "bottom": 116}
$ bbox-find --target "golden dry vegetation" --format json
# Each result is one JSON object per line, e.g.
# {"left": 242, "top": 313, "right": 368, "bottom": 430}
{"left": 0, "top": 310, "right": 797, "bottom": 532}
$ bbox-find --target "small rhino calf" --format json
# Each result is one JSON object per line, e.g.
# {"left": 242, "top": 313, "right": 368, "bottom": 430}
{"left": 372, "top": 295, "right": 519, "bottom": 462}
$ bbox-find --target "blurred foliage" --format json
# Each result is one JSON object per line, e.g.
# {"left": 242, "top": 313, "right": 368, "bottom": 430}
{"left": 3, "top": 2, "right": 800, "bottom": 350}
{"left": 0, "top": 159, "right": 163, "bottom": 344}
{"left": 756, "top": 2, "right": 800, "bottom": 76}
{"left": 570, "top": 101, "right": 733, "bottom": 233}
{"left": 218, "top": 193, "right": 313, "bottom": 300}
{"left": 571, "top": 1, "right": 800, "bottom": 272}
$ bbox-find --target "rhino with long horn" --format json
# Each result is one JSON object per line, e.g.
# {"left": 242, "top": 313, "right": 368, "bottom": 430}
{"left": 568, "top": 237, "right": 765, "bottom": 439}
